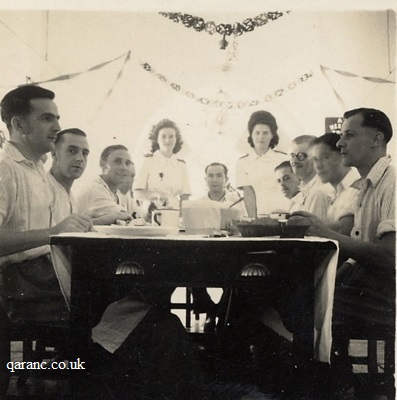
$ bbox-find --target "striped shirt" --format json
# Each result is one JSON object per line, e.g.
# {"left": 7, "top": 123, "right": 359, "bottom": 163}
{"left": 47, "top": 171, "right": 75, "bottom": 224}
{"left": 0, "top": 142, "right": 54, "bottom": 266}
{"left": 350, "top": 155, "right": 395, "bottom": 242}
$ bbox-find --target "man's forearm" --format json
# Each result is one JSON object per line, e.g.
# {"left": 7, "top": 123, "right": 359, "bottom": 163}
{"left": 0, "top": 229, "right": 51, "bottom": 257}
{"left": 324, "top": 229, "right": 395, "bottom": 269}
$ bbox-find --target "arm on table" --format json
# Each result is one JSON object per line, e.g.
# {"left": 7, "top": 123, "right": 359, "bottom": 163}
{"left": 328, "top": 215, "right": 354, "bottom": 236}
{"left": 0, "top": 214, "right": 92, "bottom": 257}
{"left": 290, "top": 211, "right": 395, "bottom": 271}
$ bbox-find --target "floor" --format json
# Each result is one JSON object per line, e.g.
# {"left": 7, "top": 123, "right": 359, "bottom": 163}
{"left": 5, "top": 289, "right": 392, "bottom": 399}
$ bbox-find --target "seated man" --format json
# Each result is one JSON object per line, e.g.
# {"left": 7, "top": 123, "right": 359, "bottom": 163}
{"left": 117, "top": 163, "right": 147, "bottom": 220}
{"left": 0, "top": 86, "right": 92, "bottom": 394}
{"left": 274, "top": 160, "right": 301, "bottom": 203}
{"left": 291, "top": 108, "right": 395, "bottom": 398}
{"left": 193, "top": 162, "right": 246, "bottom": 331}
{"left": 76, "top": 145, "right": 141, "bottom": 225}
{"left": 288, "top": 135, "right": 331, "bottom": 220}
{"left": 309, "top": 132, "right": 360, "bottom": 235}
{"left": 0, "top": 86, "right": 204, "bottom": 399}
{"left": 47, "top": 128, "right": 89, "bottom": 222}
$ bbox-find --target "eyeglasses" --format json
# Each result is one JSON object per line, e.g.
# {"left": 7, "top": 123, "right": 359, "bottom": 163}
{"left": 290, "top": 152, "right": 308, "bottom": 161}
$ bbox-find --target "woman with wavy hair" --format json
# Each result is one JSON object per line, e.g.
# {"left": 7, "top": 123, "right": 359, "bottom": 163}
{"left": 133, "top": 119, "right": 191, "bottom": 209}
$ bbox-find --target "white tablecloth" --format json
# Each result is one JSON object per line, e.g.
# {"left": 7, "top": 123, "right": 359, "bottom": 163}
{"left": 51, "top": 233, "right": 339, "bottom": 362}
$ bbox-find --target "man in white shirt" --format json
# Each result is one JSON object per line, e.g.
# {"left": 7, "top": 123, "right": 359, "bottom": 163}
{"left": 290, "top": 109, "right": 395, "bottom": 398}
{"left": 0, "top": 87, "right": 204, "bottom": 399}
{"left": 0, "top": 86, "right": 92, "bottom": 394}
{"left": 201, "top": 162, "right": 246, "bottom": 215}
{"left": 47, "top": 128, "right": 89, "bottom": 223}
{"left": 309, "top": 132, "right": 359, "bottom": 235}
{"left": 288, "top": 135, "right": 331, "bottom": 221}
{"left": 274, "top": 160, "right": 301, "bottom": 202}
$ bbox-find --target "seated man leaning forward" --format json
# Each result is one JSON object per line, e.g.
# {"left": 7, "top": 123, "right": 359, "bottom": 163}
{"left": 274, "top": 160, "right": 301, "bottom": 203}
{"left": 0, "top": 86, "right": 205, "bottom": 399}
{"left": 76, "top": 144, "right": 145, "bottom": 225}
{"left": 290, "top": 108, "right": 395, "bottom": 398}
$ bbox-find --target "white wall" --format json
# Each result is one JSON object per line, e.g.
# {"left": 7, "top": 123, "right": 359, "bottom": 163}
{"left": 0, "top": 8, "right": 395, "bottom": 197}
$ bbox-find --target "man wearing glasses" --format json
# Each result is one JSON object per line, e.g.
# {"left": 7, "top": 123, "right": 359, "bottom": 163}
{"left": 288, "top": 135, "right": 331, "bottom": 221}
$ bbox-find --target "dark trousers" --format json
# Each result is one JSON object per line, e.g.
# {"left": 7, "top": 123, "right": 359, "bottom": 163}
{"left": 78, "top": 307, "right": 205, "bottom": 400}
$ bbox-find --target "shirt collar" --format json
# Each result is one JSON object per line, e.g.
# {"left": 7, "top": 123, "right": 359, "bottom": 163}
{"left": 2, "top": 141, "right": 35, "bottom": 165}
{"left": 300, "top": 175, "right": 318, "bottom": 195}
{"left": 250, "top": 148, "right": 274, "bottom": 161}
{"left": 364, "top": 155, "right": 392, "bottom": 188}
{"left": 153, "top": 150, "right": 175, "bottom": 162}
{"left": 334, "top": 168, "right": 359, "bottom": 195}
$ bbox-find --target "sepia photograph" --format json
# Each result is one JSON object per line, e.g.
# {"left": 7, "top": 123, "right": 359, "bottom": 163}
{"left": 0, "top": 0, "right": 395, "bottom": 398}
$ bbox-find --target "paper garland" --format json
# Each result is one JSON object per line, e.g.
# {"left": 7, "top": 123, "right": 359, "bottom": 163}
{"left": 158, "top": 12, "right": 289, "bottom": 37}
{"left": 140, "top": 61, "right": 313, "bottom": 109}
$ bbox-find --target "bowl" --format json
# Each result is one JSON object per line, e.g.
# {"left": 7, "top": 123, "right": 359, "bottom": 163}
{"left": 234, "top": 217, "right": 308, "bottom": 238}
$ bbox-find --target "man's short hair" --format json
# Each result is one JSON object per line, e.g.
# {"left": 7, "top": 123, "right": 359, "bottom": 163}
{"left": 100, "top": 145, "right": 129, "bottom": 166}
{"left": 55, "top": 128, "right": 87, "bottom": 146}
{"left": 205, "top": 162, "right": 228, "bottom": 177}
{"left": 274, "top": 160, "right": 293, "bottom": 172}
{"left": 0, "top": 85, "right": 55, "bottom": 129}
{"left": 343, "top": 108, "right": 393, "bottom": 143}
{"left": 310, "top": 132, "right": 340, "bottom": 152}
{"left": 291, "top": 135, "right": 317, "bottom": 146}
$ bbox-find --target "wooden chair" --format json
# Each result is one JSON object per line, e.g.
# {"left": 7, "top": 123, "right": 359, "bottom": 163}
{"left": 347, "top": 334, "right": 395, "bottom": 400}
{"left": 0, "top": 312, "right": 88, "bottom": 398}
{"left": 334, "top": 321, "right": 395, "bottom": 400}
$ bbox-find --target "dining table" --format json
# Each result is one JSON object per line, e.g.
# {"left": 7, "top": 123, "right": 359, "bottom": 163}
{"left": 49, "top": 230, "right": 339, "bottom": 362}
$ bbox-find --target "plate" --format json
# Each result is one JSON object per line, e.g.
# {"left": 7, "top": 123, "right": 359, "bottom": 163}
{"left": 94, "top": 225, "right": 178, "bottom": 237}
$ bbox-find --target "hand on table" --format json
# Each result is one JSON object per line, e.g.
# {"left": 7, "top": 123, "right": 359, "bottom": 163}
{"left": 92, "top": 211, "right": 132, "bottom": 226}
{"left": 288, "top": 211, "right": 330, "bottom": 237}
{"left": 52, "top": 214, "right": 93, "bottom": 234}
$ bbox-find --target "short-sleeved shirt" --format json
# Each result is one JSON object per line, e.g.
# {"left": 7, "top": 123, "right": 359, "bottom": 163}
{"left": 76, "top": 176, "right": 126, "bottom": 217}
{"left": 117, "top": 189, "right": 142, "bottom": 217}
{"left": 47, "top": 171, "right": 75, "bottom": 224}
{"left": 133, "top": 151, "right": 191, "bottom": 208}
{"left": 326, "top": 168, "right": 360, "bottom": 224}
{"left": 199, "top": 190, "right": 247, "bottom": 217}
{"left": 235, "top": 149, "right": 290, "bottom": 214}
{"left": 289, "top": 175, "right": 331, "bottom": 221}
{"left": 0, "top": 142, "right": 54, "bottom": 266}
{"left": 350, "top": 156, "right": 395, "bottom": 242}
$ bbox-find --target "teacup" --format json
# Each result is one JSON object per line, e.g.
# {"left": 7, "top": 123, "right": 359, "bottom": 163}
{"left": 152, "top": 209, "right": 180, "bottom": 232}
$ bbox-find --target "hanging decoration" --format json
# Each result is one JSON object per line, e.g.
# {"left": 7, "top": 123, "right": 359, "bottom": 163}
{"left": 159, "top": 11, "right": 289, "bottom": 49}
{"left": 1, "top": 52, "right": 130, "bottom": 88}
{"left": 89, "top": 51, "right": 132, "bottom": 120}
{"left": 140, "top": 60, "right": 313, "bottom": 108}
{"left": 320, "top": 64, "right": 395, "bottom": 110}
{"left": 320, "top": 65, "right": 395, "bottom": 84}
